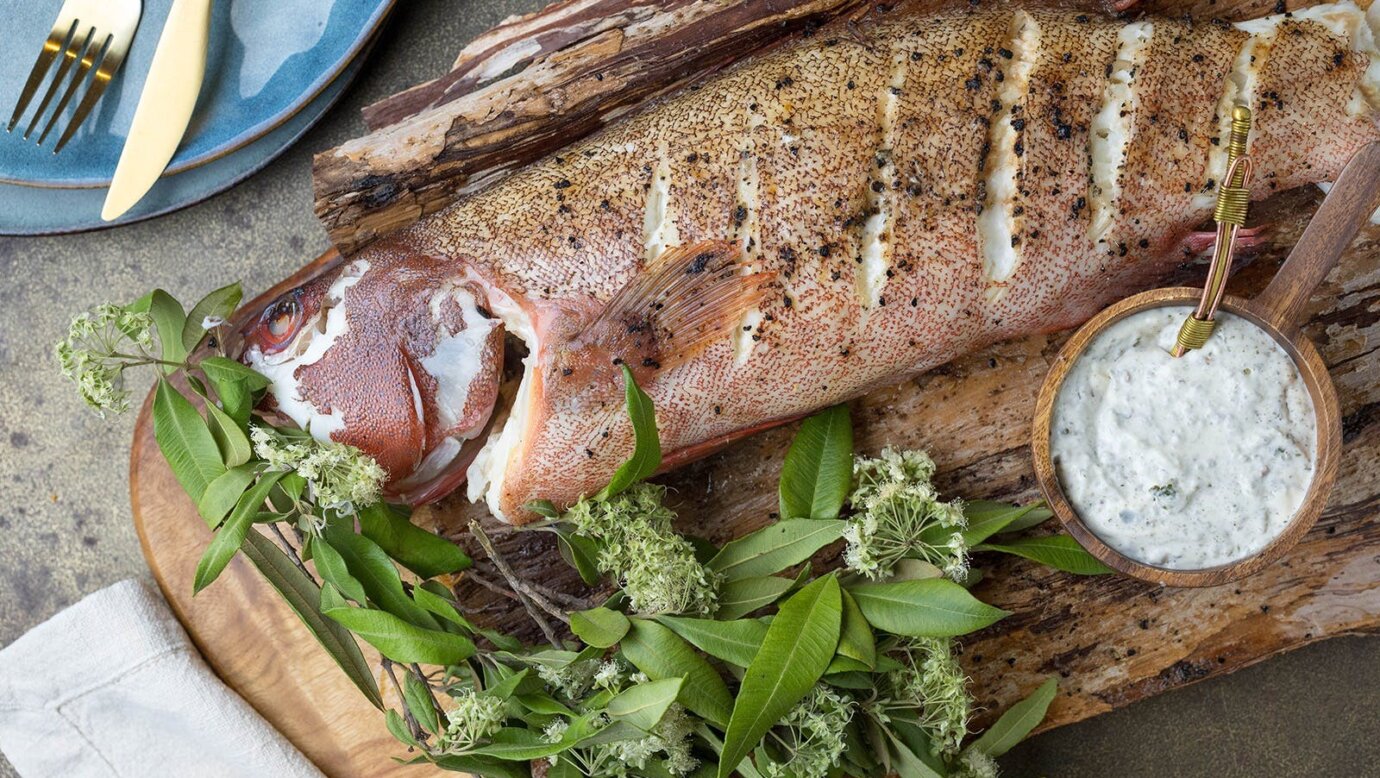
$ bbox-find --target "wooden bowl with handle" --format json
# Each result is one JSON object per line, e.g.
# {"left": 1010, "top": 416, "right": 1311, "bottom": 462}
{"left": 1032, "top": 141, "right": 1380, "bottom": 587}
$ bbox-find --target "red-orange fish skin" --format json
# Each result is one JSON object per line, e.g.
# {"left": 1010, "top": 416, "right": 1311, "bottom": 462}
{"left": 282, "top": 4, "right": 1380, "bottom": 523}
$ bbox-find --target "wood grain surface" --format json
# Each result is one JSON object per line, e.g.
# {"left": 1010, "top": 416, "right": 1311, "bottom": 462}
{"left": 134, "top": 0, "right": 1380, "bottom": 774}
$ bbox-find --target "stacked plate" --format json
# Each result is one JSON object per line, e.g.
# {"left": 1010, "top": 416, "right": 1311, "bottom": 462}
{"left": 0, "top": 0, "right": 395, "bottom": 235}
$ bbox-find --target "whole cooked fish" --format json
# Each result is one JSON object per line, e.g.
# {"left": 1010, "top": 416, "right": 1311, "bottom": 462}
{"left": 239, "top": 0, "right": 1380, "bottom": 523}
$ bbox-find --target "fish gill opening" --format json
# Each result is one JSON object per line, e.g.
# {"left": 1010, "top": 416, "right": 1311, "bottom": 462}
{"left": 1088, "top": 21, "right": 1153, "bottom": 244}
{"left": 977, "top": 10, "right": 1041, "bottom": 302}
{"left": 642, "top": 144, "right": 680, "bottom": 262}
{"left": 1194, "top": 22, "right": 1275, "bottom": 211}
{"left": 856, "top": 50, "right": 910, "bottom": 310}
{"left": 731, "top": 138, "right": 763, "bottom": 365}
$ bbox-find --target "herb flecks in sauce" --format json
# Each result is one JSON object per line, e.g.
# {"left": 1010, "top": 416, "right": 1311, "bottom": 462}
{"left": 1051, "top": 307, "right": 1316, "bottom": 570}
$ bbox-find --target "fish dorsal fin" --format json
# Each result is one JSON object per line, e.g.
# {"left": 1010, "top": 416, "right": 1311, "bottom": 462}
{"left": 569, "top": 240, "right": 773, "bottom": 374}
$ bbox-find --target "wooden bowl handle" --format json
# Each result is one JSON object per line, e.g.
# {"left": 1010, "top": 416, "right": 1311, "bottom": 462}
{"left": 1252, "top": 142, "right": 1380, "bottom": 333}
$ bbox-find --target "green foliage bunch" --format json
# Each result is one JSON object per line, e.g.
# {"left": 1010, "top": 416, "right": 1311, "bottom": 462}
{"left": 62, "top": 289, "right": 1112, "bottom": 778}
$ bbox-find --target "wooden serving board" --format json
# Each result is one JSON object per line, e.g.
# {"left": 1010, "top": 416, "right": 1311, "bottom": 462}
{"left": 133, "top": 187, "right": 1380, "bottom": 776}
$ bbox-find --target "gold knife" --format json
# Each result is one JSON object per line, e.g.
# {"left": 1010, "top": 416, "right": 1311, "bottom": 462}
{"left": 101, "top": 0, "right": 213, "bottom": 221}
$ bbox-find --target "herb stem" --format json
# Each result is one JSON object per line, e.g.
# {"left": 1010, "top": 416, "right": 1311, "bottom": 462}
{"left": 470, "top": 522, "right": 566, "bottom": 648}
{"left": 382, "top": 658, "right": 426, "bottom": 744}
{"left": 267, "top": 523, "right": 315, "bottom": 582}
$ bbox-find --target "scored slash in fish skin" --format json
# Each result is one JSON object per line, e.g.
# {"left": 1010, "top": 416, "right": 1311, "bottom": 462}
{"left": 243, "top": 2, "right": 1380, "bottom": 524}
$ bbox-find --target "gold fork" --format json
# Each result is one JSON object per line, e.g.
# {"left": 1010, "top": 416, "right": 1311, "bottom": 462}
{"left": 8, "top": 0, "right": 142, "bottom": 153}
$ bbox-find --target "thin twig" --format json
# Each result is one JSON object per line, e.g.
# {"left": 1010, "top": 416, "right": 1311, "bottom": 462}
{"left": 383, "top": 658, "right": 425, "bottom": 744}
{"left": 471, "top": 528, "right": 570, "bottom": 625}
{"left": 267, "top": 523, "right": 315, "bottom": 581}
{"left": 470, "top": 563, "right": 586, "bottom": 608}
{"left": 411, "top": 662, "right": 450, "bottom": 729}
{"left": 465, "top": 569, "right": 521, "bottom": 602}
{"left": 470, "top": 521, "right": 565, "bottom": 648}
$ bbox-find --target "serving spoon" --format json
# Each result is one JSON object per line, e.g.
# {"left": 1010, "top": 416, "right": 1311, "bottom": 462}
{"left": 1031, "top": 140, "right": 1380, "bottom": 587}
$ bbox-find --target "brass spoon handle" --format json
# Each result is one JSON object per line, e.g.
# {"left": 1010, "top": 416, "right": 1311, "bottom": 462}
{"left": 1172, "top": 106, "right": 1254, "bottom": 357}
{"left": 1251, "top": 141, "right": 1380, "bottom": 334}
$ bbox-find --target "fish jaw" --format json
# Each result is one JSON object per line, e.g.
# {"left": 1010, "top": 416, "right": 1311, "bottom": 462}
{"left": 241, "top": 240, "right": 506, "bottom": 502}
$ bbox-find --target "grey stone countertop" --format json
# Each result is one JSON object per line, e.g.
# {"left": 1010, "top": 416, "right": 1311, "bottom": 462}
{"left": 1, "top": 1, "right": 1376, "bottom": 776}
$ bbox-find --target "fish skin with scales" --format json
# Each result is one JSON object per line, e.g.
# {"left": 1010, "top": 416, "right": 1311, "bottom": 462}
{"left": 237, "top": 1, "right": 1380, "bottom": 524}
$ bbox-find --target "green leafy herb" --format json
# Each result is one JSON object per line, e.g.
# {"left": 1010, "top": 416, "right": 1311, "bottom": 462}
{"left": 714, "top": 576, "right": 795, "bottom": 620}
{"left": 653, "top": 615, "right": 767, "bottom": 668}
{"left": 622, "top": 618, "right": 733, "bottom": 728}
{"left": 357, "top": 503, "right": 471, "bottom": 578}
{"left": 975, "top": 535, "right": 1113, "bottom": 575}
{"left": 193, "top": 471, "right": 286, "bottom": 593}
{"left": 707, "top": 519, "right": 844, "bottom": 581}
{"left": 152, "top": 378, "right": 225, "bottom": 501}
{"left": 968, "top": 677, "right": 1057, "bottom": 757}
{"left": 595, "top": 364, "right": 661, "bottom": 500}
{"left": 718, "top": 574, "right": 842, "bottom": 778}
{"left": 321, "top": 584, "right": 476, "bottom": 665}
{"left": 848, "top": 579, "right": 1008, "bottom": 637}
{"left": 147, "top": 290, "right": 189, "bottom": 371}
{"left": 778, "top": 404, "right": 854, "bottom": 520}
{"left": 181, "top": 283, "right": 242, "bottom": 352}
{"left": 607, "top": 678, "right": 683, "bottom": 732}
{"left": 569, "top": 607, "right": 630, "bottom": 648}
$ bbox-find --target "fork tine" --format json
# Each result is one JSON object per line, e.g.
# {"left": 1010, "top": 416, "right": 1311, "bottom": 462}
{"left": 39, "top": 32, "right": 110, "bottom": 148}
{"left": 23, "top": 25, "right": 92, "bottom": 140}
{"left": 8, "top": 20, "right": 76, "bottom": 133}
{"left": 53, "top": 34, "right": 122, "bottom": 154}
{"left": 34, "top": 25, "right": 100, "bottom": 144}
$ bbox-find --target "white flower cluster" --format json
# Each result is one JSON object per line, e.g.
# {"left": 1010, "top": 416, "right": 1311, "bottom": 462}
{"left": 843, "top": 448, "right": 970, "bottom": 582}
{"left": 439, "top": 689, "right": 506, "bottom": 755}
{"left": 250, "top": 425, "right": 387, "bottom": 515}
{"left": 55, "top": 303, "right": 156, "bottom": 416}
{"left": 564, "top": 483, "right": 718, "bottom": 616}
{"left": 544, "top": 702, "right": 699, "bottom": 777}
{"left": 881, "top": 637, "right": 971, "bottom": 758}
{"left": 954, "top": 748, "right": 1000, "bottom": 778}
{"left": 535, "top": 657, "right": 600, "bottom": 700}
{"left": 763, "top": 685, "right": 856, "bottom": 778}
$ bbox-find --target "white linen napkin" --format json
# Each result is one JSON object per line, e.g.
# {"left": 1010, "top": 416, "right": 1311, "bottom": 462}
{"left": 0, "top": 579, "right": 324, "bottom": 778}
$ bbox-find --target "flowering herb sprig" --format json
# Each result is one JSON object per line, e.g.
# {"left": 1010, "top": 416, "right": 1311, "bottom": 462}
{"left": 63, "top": 284, "right": 1109, "bottom": 778}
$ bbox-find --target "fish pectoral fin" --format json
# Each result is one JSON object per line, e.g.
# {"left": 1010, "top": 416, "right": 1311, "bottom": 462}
{"left": 573, "top": 240, "right": 773, "bottom": 372}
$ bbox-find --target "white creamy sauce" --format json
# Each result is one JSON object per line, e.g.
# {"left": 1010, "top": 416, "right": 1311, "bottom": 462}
{"left": 1051, "top": 306, "right": 1316, "bottom": 570}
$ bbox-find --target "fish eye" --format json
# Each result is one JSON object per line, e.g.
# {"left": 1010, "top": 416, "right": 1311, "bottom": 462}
{"left": 259, "top": 294, "right": 303, "bottom": 351}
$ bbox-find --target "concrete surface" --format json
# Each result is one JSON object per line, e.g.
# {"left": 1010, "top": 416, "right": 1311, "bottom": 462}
{"left": 1, "top": 1, "right": 1376, "bottom": 776}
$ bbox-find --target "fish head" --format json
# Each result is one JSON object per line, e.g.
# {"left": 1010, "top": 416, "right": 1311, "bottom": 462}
{"left": 238, "top": 243, "right": 506, "bottom": 505}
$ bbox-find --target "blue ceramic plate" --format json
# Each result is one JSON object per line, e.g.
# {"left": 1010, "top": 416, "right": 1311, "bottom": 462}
{"left": 0, "top": 0, "right": 393, "bottom": 188}
{"left": 0, "top": 48, "right": 363, "bottom": 235}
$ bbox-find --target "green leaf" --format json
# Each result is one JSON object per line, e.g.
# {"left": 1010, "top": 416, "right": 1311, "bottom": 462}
{"left": 778, "top": 404, "right": 853, "bottom": 520}
{"left": 621, "top": 619, "right": 733, "bottom": 728}
{"left": 607, "top": 678, "right": 683, "bottom": 732}
{"left": 835, "top": 589, "right": 875, "bottom": 670}
{"left": 356, "top": 503, "right": 471, "bottom": 579}
{"left": 1000, "top": 504, "right": 1054, "bottom": 535}
{"left": 595, "top": 364, "right": 661, "bottom": 500}
{"left": 715, "top": 576, "right": 795, "bottom": 620}
{"left": 708, "top": 519, "right": 843, "bottom": 581}
{"left": 976, "top": 535, "right": 1113, "bottom": 575}
{"left": 320, "top": 585, "right": 476, "bottom": 665}
{"left": 181, "top": 283, "right": 242, "bottom": 352}
{"left": 410, "top": 585, "right": 474, "bottom": 631}
{"left": 193, "top": 471, "right": 285, "bottom": 593}
{"left": 239, "top": 532, "right": 382, "bottom": 708}
{"left": 884, "top": 727, "right": 946, "bottom": 778}
{"left": 969, "top": 677, "right": 1058, "bottom": 757}
{"left": 570, "top": 607, "right": 630, "bottom": 648}
{"left": 403, "top": 671, "right": 441, "bottom": 735}
{"left": 525, "top": 499, "right": 560, "bottom": 519}
{"left": 957, "top": 501, "right": 1043, "bottom": 546}
{"left": 849, "top": 578, "right": 1008, "bottom": 637}
{"left": 718, "top": 575, "right": 842, "bottom": 778}
{"left": 431, "top": 754, "right": 530, "bottom": 778}
{"left": 153, "top": 378, "right": 225, "bottom": 501}
{"left": 148, "top": 290, "right": 188, "bottom": 371}
{"left": 654, "top": 615, "right": 767, "bottom": 668}
{"left": 204, "top": 400, "right": 252, "bottom": 467}
{"left": 196, "top": 463, "right": 258, "bottom": 526}
{"left": 200, "top": 356, "right": 270, "bottom": 425}
{"left": 696, "top": 725, "right": 765, "bottom": 778}
{"left": 556, "top": 526, "right": 602, "bottom": 585}
{"left": 322, "top": 523, "right": 440, "bottom": 629}
{"left": 384, "top": 709, "right": 419, "bottom": 748}
{"left": 309, "top": 536, "right": 367, "bottom": 604}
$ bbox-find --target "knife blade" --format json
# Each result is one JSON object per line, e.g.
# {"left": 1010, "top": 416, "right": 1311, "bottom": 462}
{"left": 101, "top": 0, "right": 213, "bottom": 222}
